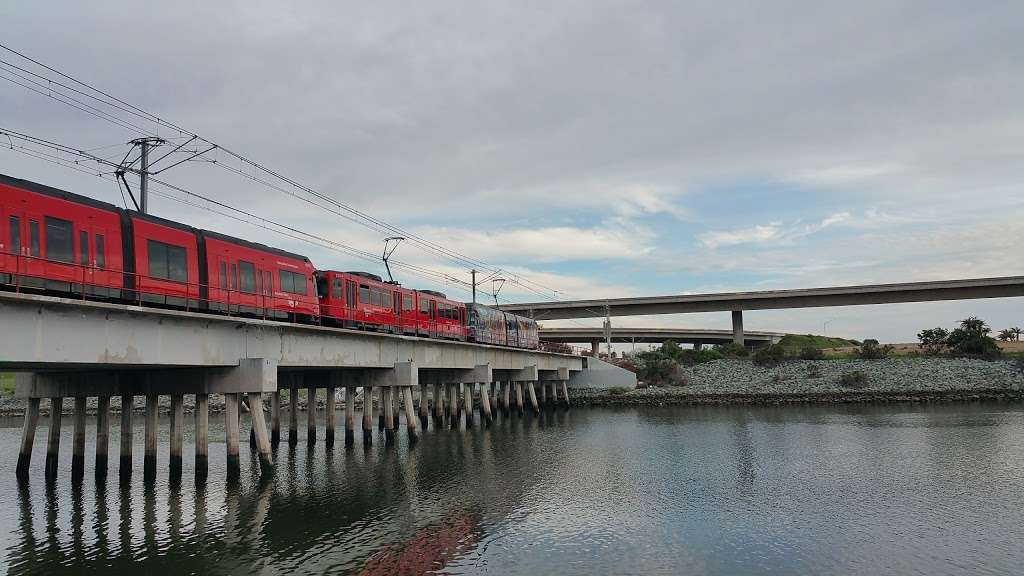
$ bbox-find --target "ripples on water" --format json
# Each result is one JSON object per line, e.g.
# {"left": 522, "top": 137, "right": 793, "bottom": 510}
{"left": 1, "top": 403, "right": 1023, "bottom": 575}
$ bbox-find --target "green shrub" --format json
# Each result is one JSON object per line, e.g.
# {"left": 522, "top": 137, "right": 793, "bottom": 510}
{"left": 753, "top": 344, "right": 787, "bottom": 367}
{"left": 917, "top": 327, "right": 949, "bottom": 355}
{"left": 678, "top": 348, "right": 723, "bottom": 366}
{"left": 799, "top": 346, "right": 824, "bottom": 360}
{"left": 946, "top": 318, "right": 1001, "bottom": 359}
{"left": 713, "top": 342, "right": 749, "bottom": 358}
{"left": 608, "top": 386, "right": 630, "bottom": 396}
{"left": 856, "top": 339, "right": 894, "bottom": 359}
{"left": 634, "top": 357, "right": 688, "bottom": 387}
{"left": 838, "top": 371, "right": 869, "bottom": 388}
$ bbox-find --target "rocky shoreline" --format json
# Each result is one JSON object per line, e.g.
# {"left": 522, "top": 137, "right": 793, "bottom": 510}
{"left": 2, "top": 358, "right": 1022, "bottom": 416}
{"left": 572, "top": 357, "right": 1024, "bottom": 406}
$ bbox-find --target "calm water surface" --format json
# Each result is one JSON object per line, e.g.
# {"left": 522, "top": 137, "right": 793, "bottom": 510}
{"left": 1, "top": 403, "right": 1023, "bottom": 575}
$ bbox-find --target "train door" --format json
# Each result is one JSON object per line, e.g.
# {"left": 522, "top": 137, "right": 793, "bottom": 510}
{"left": 2, "top": 207, "right": 21, "bottom": 277}
{"left": 345, "top": 279, "right": 357, "bottom": 322}
{"left": 75, "top": 224, "right": 93, "bottom": 292}
{"left": 16, "top": 208, "right": 43, "bottom": 283}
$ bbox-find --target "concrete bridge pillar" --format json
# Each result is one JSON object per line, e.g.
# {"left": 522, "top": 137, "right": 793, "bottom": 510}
{"left": 143, "top": 393, "right": 158, "bottom": 483}
{"left": 270, "top": 390, "right": 281, "bottom": 446}
{"left": 307, "top": 385, "right": 317, "bottom": 445}
{"left": 362, "top": 386, "right": 374, "bottom": 447}
{"left": 95, "top": 395, "right": 110, "bottom": 479}
{"left": 591, "top": 341, "right": 600, "bottom": 356}
{"left": 479, "top": 383, "right": 493, "bottom": 424}
{"left": 44, "top": 397, "right": 63, "bottom": 482}
{"left": 402, "top": 387, "right": 419, "bottom": 442}
{"left": 195, "top": 393, "right": 209, "bottom": 481}
{"left": 72, "top": 397, "right": 87, "bottom": 482}
{"left": 288, "top": 375, "right": 300, "bottom": 447}
{"left": 16, "top": 397, "right": 40, "bottom": 479}
{"left": 119, "top": 393, "right": 132, "bottom": 482}
{"left": 169, "top": 393, "right": 184, "bottom": 479}
{"left": 732, "top": 310, "right": 745, "bottom": 346}
{"left": 325, "top": 385, "right": 336, "bottom": 447}
{"left": 224, "top": 392, "right": 240, "bottom": 476}
{"left": 345, "top": 386, "right": 356, "bottom": 446}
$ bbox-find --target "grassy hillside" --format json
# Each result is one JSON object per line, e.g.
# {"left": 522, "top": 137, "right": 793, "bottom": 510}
{"left": 778, "top": 334, "right": 858, "bottom": 350}
{"left": 0, "top": 373, "right": 14, "bottom": 397}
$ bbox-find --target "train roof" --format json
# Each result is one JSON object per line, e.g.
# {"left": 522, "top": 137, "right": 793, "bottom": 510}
{"left": 417, "top": 289, "right": 448, "bottom": 299}
{"left": 202, "top": 229, "right": 311, "bottom": 263}
{"left": 0, "top": 172, "right": 123, "bottom": 214}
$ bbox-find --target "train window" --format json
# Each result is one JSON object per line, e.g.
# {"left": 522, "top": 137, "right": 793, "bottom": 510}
{"left": 264, "top": 271, "right": 272, "bottom": 295}
{"left": 219, "top": 262, "right": 227, "bottom": 289}
{"left": 148, "top": 240, "right": 188, "bottom": 282}
{"left": 383, "top": 290, "right": 393, "bottom": 309}
{"left": 419, "top": 298, "right": 429, "bottom": 315}
{"left": 95, "top": 234, "right": 105, "bottom": 269}
{"left": 279, "top": 270, "right": 307, "bottom": 295}
{"left": 403, "top": 294, "right": 413, "bottom": 311}
{"left": 371, "top": 288, "right": 381, "bottom": 306}
{"left": 9, "top": 216, "right": 20, "bottom": 255}
{"left": 29, "top": 220, "right": 39, "bottom": 257}
{"left": 238, "top": 260, "right": 256, "bottom": 293}
{"left": 332, "top": 278, "right": 342, "bottom": 299}
{"left": 392, "top": 291, "right": 400, "bottom": 313}
{"left": 230, "top": 264, "right": 237, "bottom": 290}
{"left": 346, "top": 281, "right": 356, "bottom": 308}
{"left": 79, "top": 231, "right": 89, "bottom": 265}
{"left": 315, "top": 276, "right": 327, "bottom": 299}
{"left": 359, "top": 284, "right": 370, "bottom": 304}
{"left": 44, "top": 217, "right": 74, "bottom": 263}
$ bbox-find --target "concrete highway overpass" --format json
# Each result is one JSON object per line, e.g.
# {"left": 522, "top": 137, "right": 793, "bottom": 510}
{"left": 507, "top": 276, "right": 1024, "bottom": 346}
{"left": 539, "top": 327, "right": 785, "bottom": 354}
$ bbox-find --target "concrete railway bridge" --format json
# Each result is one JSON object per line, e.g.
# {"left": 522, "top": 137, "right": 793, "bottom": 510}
{"left": 1, "top": 291, "right": 588, "bottom": 484}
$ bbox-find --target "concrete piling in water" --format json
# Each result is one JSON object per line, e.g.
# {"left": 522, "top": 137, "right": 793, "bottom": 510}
{"left": 378, "top": 387, "right": 386, "bottom": 432}
{"left": 43, "top": 397, "right": 63, "bottom": 481}
{"left": 96, "top": 395, "right": 110, "bottom": 479}
{"left": 433, "top": 384, "right": 443, "bottom": 424}
{"left": 479, "top": 383, "right": 493, "bottom": 424}
{"left": 550, "top": 381, "right": 558, "bottom": 406}
{"left": 249, "top": 391, "right": 274, "bottom": 473}
{"left": 169, "top": 394, "right": 184, "bottom": 479}
{"left": 345, "top": 386, "right": 356, "bottom": 447}
{"left": 490, "top": 382, "right": 500, "bottom": 416}
{"left": 540, "top": 381, "right": 547, "bottom": 409}
{"left": 307, "top": 385, "right": 317, "bottom": 445}
{"left": 514, "top": 382, "right": 525, "bottom": 415}
{"left": 45, "top": 397, "right": 63, "bottom": 481}
{"left": 561, "top": 380, "right": 570, "bottom": 408}
{"left": 383, "top": 387, "right": 396, "bottom": 446}
{"left": 270, "top": 391, "right": 281, "bottom": 445}
{"left": 288, "top": 382, "right": 299, "bottom": 447}
{"left": 418, "top": 384, "right": 429, "bottom": 429}
{"left": 195, "top": 393, "right": 209, "bottom": 482}
{"left": 362, "top": 387, "right": 374, "bottom": 447}
{"left": 527, "top": 382, "right": 540, "bottom": 414}
{"left": 224, "top": 393, "right": 241, "bottom": 475}
{"left": 463, "top": 383, "right": 474, "bottom": 428}
{"left": 17, "top": 397, "right": 40, "bottom": 480}
{"left": 392, "top": 387, "right": 401, "bottom": 430}
{"left": 144, "top": 393, "right": 158, "bottom": 484}
{"left": 502, "top": 382, "right": 511, "bottom": 415}
{"left": 402, "top": 387, "right": 419, "bottom": 442}
{"left": 72, "top": 397, "right": 87, "bottom": 482}
{"left": 449, "top": 384, "right": 460, "bottom": 429}
{"left": 119, "top": 394, "right": 132, "bottom": 482}
{"left": 325, "top": 385, "right": 336, "bottom": 447}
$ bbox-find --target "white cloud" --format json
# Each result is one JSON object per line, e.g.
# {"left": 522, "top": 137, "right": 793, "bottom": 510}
{"left": 698, "top": 223, "right": 783, "bottom": 249}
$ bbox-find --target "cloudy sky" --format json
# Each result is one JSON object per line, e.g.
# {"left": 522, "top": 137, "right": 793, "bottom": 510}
{"left": 1, "top": 1, "right": 1022, "bottom": 342}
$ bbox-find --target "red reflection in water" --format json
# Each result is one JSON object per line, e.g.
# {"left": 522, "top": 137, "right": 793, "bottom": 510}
{"left": 359, "top": 514, "right": 479, "bottom": 576}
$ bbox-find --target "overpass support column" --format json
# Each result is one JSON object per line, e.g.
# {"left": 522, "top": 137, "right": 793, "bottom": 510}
{"left": 591, "top": 341, "right": 600, "bottom": 357}
{"left": 732, "top": 310, "right": 744, "bottom": 346}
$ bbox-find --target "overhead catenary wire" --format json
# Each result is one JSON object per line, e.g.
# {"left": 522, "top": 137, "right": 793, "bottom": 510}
{"left": 0, "top": 42, "right": 571, "bottom": 301}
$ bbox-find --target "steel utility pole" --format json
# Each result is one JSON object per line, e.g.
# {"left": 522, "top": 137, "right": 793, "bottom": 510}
{"left": 130, "top": 137, "right": 164, "bottom": 214}
{"left": 471, "top": 269, "right": 477, "bottom": 305}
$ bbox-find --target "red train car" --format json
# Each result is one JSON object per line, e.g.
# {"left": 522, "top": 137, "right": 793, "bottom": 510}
{"left": 317, "top": 270, "right": 418, "bottom": 333}
{"left": 1, "top": 173, "right": 318, "bottom": 321}
{"left": 1, "top": 173, "right": 125, "bottom": 297}
{"left": 202, "top": 230, "right": 317, "bottom": 320}
{"left": 415, "top": 289, "right": 467, "bottom": 340}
